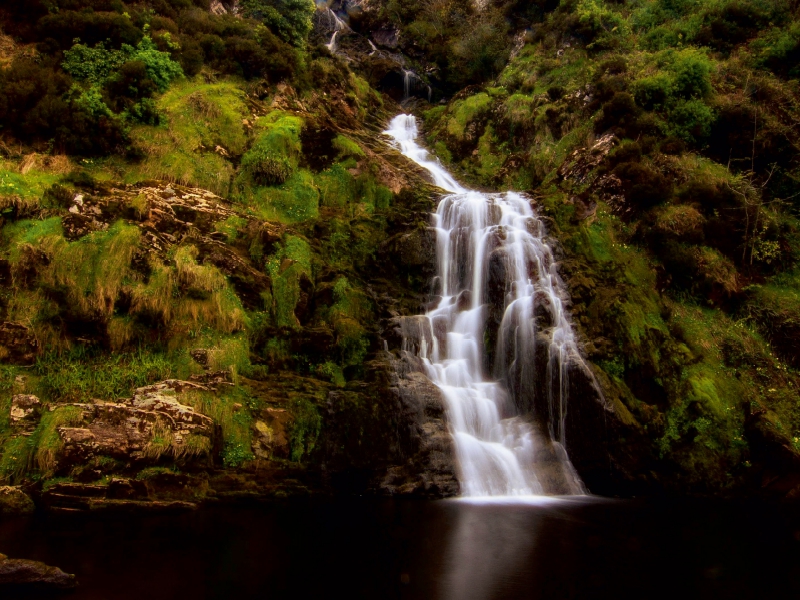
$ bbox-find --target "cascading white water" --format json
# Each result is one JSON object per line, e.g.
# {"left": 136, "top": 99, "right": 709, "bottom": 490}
{"left": 402, "top": 69, "right": 416, "bottom": 101}
{"left": 322, "top": 7, "right": 347, "bottom": 53}
{"left": 384, "top": 114, "right": 588, "bottom": 497}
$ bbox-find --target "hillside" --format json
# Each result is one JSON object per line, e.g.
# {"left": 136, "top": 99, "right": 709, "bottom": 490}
{"left": 0, "top": 0, "right": 798, "bottom": 508}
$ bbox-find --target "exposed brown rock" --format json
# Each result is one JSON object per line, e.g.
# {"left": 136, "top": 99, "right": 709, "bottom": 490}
{"left": 54, "top": 380, "right": 216, "bottom": 471}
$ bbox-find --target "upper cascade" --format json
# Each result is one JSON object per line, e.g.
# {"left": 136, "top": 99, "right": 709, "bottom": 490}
{"left": 384, "top": 114, "right": 589, "bottom": 497}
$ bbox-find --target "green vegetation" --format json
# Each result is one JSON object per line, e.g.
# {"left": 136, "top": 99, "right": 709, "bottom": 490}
{"left": 128, "top": 80, "right": 250, "bottom": 194}
{"left": 416, "top": 0, "right": 800, "bottom": 492}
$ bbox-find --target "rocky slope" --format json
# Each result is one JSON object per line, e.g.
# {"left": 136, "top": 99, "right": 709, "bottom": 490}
{"left": 0, "top": 0, "right": 799, "bottom": 507}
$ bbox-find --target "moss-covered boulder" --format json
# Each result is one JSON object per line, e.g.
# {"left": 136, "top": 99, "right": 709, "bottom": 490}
{"left": 0, "top": 486, "right": 34, "bottom": 516}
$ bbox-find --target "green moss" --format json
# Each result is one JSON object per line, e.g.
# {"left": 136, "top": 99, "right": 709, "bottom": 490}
{"left": 34, "top": 349, "right": 195, "bottom": 403}
{"left": 332, "top": 135, "right": 365, "bottom": 160}
{"left": 266, "top": 235, "right": 313, "bottom": 328}
{"left": 475, "top": 126, "right": 505, "bottom": 181}
{"left": 44, "top": 221, "right": 140, "bottom": 319}
{"left": 4, "top": 217, "right": 64, "bottom": 263}
{"left": 0, "top": 165, "right": 61, "bottom": 200}
{"left": 127, "top": 79, "right": 249, "bottom": 194}
{"left": 289, "top": 397, "right": 321, "bottom": 462}
{"left": 317, "top": 163, "right": 356, "bottom": 208}
{"left": 215, "top": 215, "right": 248, "bottom": 244}
{"left": 238, "top": 112, "right": 303, "bottom": 188}
{"left": 35, "top": 405, "right": 85, "bottom": 475}
{"left": 244, "top": 169, "right": 320, "bottom": 223}
{"left": 327, "top": 276, "right": 371, "bottom": 368}
{"left": 0, "top": 436, "right": 35, "bottom": 483}
{"left": 180, "top": 384, "right": 255, "bottom": 468}
{"left": 446, "top": 93, "right": 493, "bottom": 140}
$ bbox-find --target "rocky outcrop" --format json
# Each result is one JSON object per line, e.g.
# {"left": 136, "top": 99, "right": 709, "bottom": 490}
{"left": 40, "top": 480, "right": 200, "bottom": 513}
{"left": 378, "top": 352, "right": 459, "bottom": 496}
{"left": 0, "top": 486, "right": 35, "bottom": 516}
{"left": 53, "top": 380, "right": 216, "bottom": 472}
{"left": 9, "top": 395, "right": 40, "bottom": 431}
{"left": 0, "top": 554, "right": 76, "bottom": 590}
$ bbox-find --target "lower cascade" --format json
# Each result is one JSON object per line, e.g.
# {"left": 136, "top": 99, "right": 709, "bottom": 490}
{"left": 384, "top": 114, "right": 590, "bottom": 497}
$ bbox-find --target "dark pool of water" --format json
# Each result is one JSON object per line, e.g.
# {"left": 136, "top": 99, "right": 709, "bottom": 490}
{"left": 1, "top": 496, "right": 799, "bottom": 599}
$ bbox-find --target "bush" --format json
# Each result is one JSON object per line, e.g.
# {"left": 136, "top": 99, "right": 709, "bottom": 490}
{"left": 669, "top": 50, "right": 713, "bottom": 99}
{"left": 665, "top": 99, "right": 715, "bottom": 143}
{"left": 63, "top": 36, "right": 183, "bottom": 91}
{"left": 37, "top": 10, "right": 142, "bottom": 50}
{"left": 613, "top": 161, "right": 673, "bottom": 208}
{"left": 240, "top": 0, "right": 315, "bottom": 47}
{"left": 633, "top": 74, "right": 672, "bottom": 110}
{"left": 752, "top": 23, "right": 800, "bottom": 79}
{"left": 595, "top": 92, "right": 639, "bottom": 134}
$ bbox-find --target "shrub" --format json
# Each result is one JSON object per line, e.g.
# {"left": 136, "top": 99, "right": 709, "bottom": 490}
{"left": 63, "top": 36, "right": 183, "bottom": 91}
{"left": 669, "top": 50, "right": 713, "bottom": 99}
{"left": 613, "top": 161, "right": 673, "bottom": 208}
{"left": 595, "top": 92, "right": 639, "bottom": 134}
{"left": 633, "top": 74, "right": 672, "bottom": 110}
{"left": 665, "top": 99, "right": 715, "bottom": 143}
{"left": 240, "top": 0, "right": 315, "bottom": 47}
{"left": 752, "top": 23, "right": 800, "bottom": 79}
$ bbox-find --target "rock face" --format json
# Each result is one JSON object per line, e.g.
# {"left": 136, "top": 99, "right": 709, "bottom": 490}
{"left": 378, "top": 352, "right": 460, "bottom": 496}
{"left": 55, "top": 380, "right": 215, "bottom": 471}
{"left": 0, "top": 553, "right": 76, "bottom": 590}
{"left": 0, "top": 486, "right": 35, "bottom": 516}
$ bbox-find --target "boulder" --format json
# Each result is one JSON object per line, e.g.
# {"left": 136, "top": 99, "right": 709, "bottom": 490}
{"left": 9, "top": 394, "right": 40, "bottom": 430}
{"left": 0, "top": 554, "right": 76, "bottom": 590}
{"left": 0, "top": 487, "right": 35, "bottom": 516}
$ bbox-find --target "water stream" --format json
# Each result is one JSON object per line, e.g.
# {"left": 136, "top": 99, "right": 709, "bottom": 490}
{"left": 384, "top": 114, "right": 588, "bottom": 497}
{"left": 322, "top": 7, "right": 347, "bottom": 53}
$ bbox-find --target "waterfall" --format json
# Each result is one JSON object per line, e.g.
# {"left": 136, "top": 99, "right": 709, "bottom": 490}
{"left": 323, "top": 7, "right": 347, "bottom": 53}
{"left": 403, "top": 69, "right": 424, "bottom": 102}
{"left": 384, "top": 115, "right": 588, "bottom": 497}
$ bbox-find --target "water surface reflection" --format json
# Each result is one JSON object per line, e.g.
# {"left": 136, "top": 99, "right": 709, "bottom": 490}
{"left": 0, "top": 497, "right": 798, "bottom": 599}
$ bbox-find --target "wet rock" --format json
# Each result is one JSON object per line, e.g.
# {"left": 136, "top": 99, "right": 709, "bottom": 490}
{"left": 372, "top": 27, "right": 399, "bottom": 49}
{"left": 0, "top": 554, "right": 76, "bottom": 590}
{"left": 383, "top": 228, "right": 437, "bottom": 280}
{"left": 0, "top": 322, "right": 38, "bottom": 365}
{"left": 0, "top": 487, "right": 35, "bottom": 516}
{"left": 106, "top": 478, "right": 149, "bottom": 500}
{"left": 41, "top": 479, "right": 201, "bottom": 511}
{"left": 252, "top": 409, "right": 292, "bottom": 460}
{"left": 9, "top": 394, "right": 41, "bottom": 430}
{"left": 378, "top": 355, "right": 459, "bottom": 496}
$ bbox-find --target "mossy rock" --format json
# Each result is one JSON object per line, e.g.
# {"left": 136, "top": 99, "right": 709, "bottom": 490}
{"left": 0, "top": 486, "right": 35, "bottom": 516}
